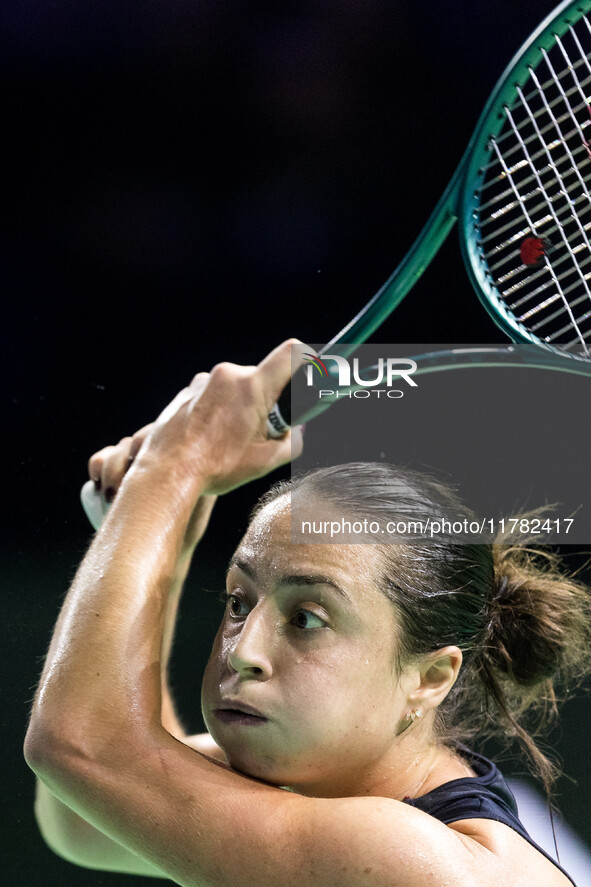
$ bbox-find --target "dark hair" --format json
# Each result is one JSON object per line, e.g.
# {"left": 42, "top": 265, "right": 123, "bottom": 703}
{"left": 252, "top": 462, "right": 591, "bottom": 797}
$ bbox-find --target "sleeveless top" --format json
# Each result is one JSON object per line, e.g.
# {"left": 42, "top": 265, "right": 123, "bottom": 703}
{"left": 402, "top": 747, "right": 576, "bottom": 886}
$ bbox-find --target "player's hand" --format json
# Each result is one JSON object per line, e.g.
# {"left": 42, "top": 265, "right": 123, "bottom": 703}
{"left": 138, "top": 339, "right": 305, "bottom": 496}
{"left": 88, "top": 424, "right": 153, "bottom": 504}
{"left": 87, "top": 423, "right": 218, "bottom": 555}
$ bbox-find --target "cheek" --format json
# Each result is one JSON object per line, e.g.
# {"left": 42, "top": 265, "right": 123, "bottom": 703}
{"left": 288, "top": 645, "right": 397, "bottom": 720}
{"left": 201, "top": 627, "right": 227, "bottom": 695}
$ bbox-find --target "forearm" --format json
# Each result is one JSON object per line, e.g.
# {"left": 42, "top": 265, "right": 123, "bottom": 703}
{"left": 34, "top": 780, "right": 167, "bottom": 876}
{"left": 25, "top": 454, "right": 203, "bottom": 763}
{"left": 31, "top": 487, "right": 211, "bottom": 856}
{"left": 23, "top": 448, "right": 295, "bottom": 884}
{"left": 29, "top": 417, "right": 218, "bottom": 871}
{"left": 160, "top": 493, "right": 217, "bottom": 738}
{"left": 160, "top": 579, "right": 187, "bottom": 739}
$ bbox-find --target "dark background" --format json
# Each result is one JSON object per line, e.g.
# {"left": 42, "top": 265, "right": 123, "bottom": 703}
{"left": 3, "top": 1, "right": 590, "bottom": 884}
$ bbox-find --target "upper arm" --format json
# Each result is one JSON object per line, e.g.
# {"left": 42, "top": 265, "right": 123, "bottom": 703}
{"left": 31, "top": 726, "right": 515, "bottom": 887}
{"left": 294, "top": 797, "right": 503, "bottom": 887}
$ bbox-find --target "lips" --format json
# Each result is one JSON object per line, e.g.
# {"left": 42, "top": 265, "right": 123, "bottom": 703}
{"left": 214, "top": 700, "right": 269, "bottom": 725}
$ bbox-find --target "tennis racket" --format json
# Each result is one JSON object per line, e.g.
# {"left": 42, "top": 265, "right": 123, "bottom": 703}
{"left": 329, "top": 0, "right": 591, "bottom": 356}
{"left": 264, "top": 0, "right": 591, "bottom": 432}
{"left": 82, "top": 0, "right": 591, "bottom": 528}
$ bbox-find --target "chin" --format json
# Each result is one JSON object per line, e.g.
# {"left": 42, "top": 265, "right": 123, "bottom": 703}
{"left": 224, "top": 749, "right": 286, "bottom": 785}
{"left": 218, "top": 737, "right": 304, "bottom": 786}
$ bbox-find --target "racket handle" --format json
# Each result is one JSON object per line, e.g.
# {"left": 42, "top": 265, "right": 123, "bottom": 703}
{"left": 266, "top": 363, "right": 328, "bottom": 437}
{"left": 266, "top": 384, "right": 292, "bottom": 437}
{"left": 81, "top": 479, "right": 110, "bottom": 530}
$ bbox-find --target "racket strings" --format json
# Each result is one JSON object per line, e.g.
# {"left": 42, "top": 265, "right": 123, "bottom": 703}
{"left": 480, "top": 140, "right": 591, "bottom": 228}
{"left": 474, "top": 12, "right": 591, "bottom": 353}
{"left": 506, "top": 96, "right": 591, "bottom": 257}
{"left": 522, "top": 269, "right": 591, "bottom": 326}
{"left": 488, "top": 133, "right": 590, "bottom": 352}
{"left": 479, "top": 159, "right": 588, "bottom": 222}
{"left": 479, "top": 92, "right": 591, "bottom": 204}
{"left": 476, "top": 101, "right": 590, "bottom": 231}
{"left": 503, "top": 249, "right": 591, "bottom": 305}
{"left": 480, "top": 193, "right": 590, "bottom": 250}
{"left": 535, "top": 47, "right": 591, "bottom": 198}
{"left": 483, "top": 69, "right": 591, "bottom": 177}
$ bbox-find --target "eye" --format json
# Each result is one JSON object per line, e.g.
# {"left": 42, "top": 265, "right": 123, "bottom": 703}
{"left": 225, "top": 593, "right": 250, "bottom": 618}
{"left": 290, "top": 609, "right": 326, "bottom": 630}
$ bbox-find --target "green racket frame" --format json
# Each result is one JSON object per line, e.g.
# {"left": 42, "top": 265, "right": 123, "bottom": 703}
{"left": 326, "top": 0, "right": 591, "bottom": 355}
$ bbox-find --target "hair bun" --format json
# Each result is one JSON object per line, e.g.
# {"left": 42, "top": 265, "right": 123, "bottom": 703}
{"left": 486, "top": 560, "right": 573, "bottom": 685}
{"left": 491, "top": 574, "right": 509, "bottom": 602}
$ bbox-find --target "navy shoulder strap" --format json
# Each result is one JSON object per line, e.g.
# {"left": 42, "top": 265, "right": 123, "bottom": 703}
{"left": 403, "top": 747, "right": 576, "bottom": 886}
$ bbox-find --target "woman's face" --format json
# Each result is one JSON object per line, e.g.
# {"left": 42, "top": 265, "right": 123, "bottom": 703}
{"left": 202, "top": 494, "right": 413, "bottom": 797}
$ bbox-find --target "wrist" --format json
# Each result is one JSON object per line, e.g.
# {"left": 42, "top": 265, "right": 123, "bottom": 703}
{"left": 110, "top": 451, "right": 208, "bottom": 547}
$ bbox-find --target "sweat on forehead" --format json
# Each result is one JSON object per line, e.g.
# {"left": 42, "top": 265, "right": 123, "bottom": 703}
{"left": 234, "top": 492, "right": 386, "bottom": 589}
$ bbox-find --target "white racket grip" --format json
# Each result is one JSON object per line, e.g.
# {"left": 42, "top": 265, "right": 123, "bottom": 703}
{"left": 80, "top": 479, "right": 110, "bottom": 530}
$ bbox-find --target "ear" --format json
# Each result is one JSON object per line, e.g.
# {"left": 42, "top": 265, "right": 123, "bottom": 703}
{"left": 408, "top": 646, "right": 463, "bottom": 713}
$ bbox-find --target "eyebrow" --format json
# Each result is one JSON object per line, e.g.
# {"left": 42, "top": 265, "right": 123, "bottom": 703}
{"left": 227, "top": 558, "right": 352, "bottom": 603}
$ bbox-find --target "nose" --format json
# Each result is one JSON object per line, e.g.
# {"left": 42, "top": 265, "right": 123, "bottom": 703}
{"left": 227, "top": 609, "right": 273, "bottom": 680}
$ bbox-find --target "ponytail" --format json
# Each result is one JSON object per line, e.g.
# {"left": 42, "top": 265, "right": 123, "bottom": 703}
{"left": 469, "top": 544, "right": 591, "bottom": 796}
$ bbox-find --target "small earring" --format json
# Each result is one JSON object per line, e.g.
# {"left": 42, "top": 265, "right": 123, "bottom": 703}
{"left": 404, "top": 708, "right": 422, "bottom": 723}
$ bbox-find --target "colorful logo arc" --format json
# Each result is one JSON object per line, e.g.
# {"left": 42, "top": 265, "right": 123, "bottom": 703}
{"left": 303, "top": 352, "right": 329, "bottom": 377}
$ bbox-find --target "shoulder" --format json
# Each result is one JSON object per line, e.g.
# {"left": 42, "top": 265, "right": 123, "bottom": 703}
{"left": 410, "top": 747, "right": 573, "bottom": 886}
{"left": 449, "top": 819, "right": 573, "bottom": 887}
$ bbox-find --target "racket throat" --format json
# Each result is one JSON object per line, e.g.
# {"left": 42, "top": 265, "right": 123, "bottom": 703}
{"left": 328, "top": 165, "right": 464, "bottom": 353}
